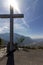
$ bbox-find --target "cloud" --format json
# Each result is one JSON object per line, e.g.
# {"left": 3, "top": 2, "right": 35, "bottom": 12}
{"left": 28, "top": 14, "right": 42, "bottom": 22}
{"left": 14, "top": 23, "right": 30, "bottom": 36}
{"left": 0, "top": 26, "right": 9, "bottom": 33}
{"left": 25, "top": 0, "right": 39, "bottom": 13}
{"left": 0, "top": 21, "right": 9, "bottom": 33}
{"left": 22, "top": 19, "right": 29, "bottom": 28}
{"left": 31, "top": 35, "right": 43, "bottom": 39}
{"left": 0, "top": 0, "right": 32, "bottom": 35}
{"left": 1, "top": 0, "right": 29, "bottom": 28}
{"left": 22, "top": 0, "right": 39, "bottom": 28}
{"left": 15, "top": 7, "right": 29, "bottom": 28}
{"left": 14, "top": 23, "right": 27, "bottom": 30}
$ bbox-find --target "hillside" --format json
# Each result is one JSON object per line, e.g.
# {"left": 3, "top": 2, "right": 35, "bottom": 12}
{"left": 0, "top": 33, "right": 43, "bottom": 47}
{"left": 0, "top": 33, "right": 33, "bottom": 46}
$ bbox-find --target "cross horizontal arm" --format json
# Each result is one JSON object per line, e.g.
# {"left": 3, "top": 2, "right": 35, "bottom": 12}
{"left": 0, "top": 14, "right": 24, "bottom": 18}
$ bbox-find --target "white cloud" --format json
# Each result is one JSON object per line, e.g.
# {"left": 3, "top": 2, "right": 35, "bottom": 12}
{"left": 31, "top": 35, "right": 43, "bottom": 39}
{"left": 0, "top": 21, "right": 9, "bottom": 33}
{"left": 0, "top": 26, "right": 9, "bottom": 33}
{"left": 1, "top": 0, "right": 29, "bottom": 28}
{"left": 14, "top": 23, "right": 27, "bottom": 30}
{"left": 14, "top": 23, "right": 30, "bottom": 36}
{"left": 25, "top": 0, "right": 39, "bottom": 13}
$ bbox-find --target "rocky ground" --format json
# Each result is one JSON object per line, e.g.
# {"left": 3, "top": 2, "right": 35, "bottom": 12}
{"left": 0, "top": 47, "right": 7, "bottom": 58}
{"left": 0, "top": 49, "right": 43, "bottom": 65}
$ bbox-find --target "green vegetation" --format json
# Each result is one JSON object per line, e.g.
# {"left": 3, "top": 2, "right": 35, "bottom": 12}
{"left": 18, "top": 37, "right": 25, "bottom": 44}
{"left": 19, "top": 37, "right": 24, "bottom": 43}
{"left": 0, "top": 38, "right": 5, "bottom": 49}
{"left": 18, "top": 46, "right": 43, "bottom": 52}
{"left": 0, "top": 38, "right": 3, "bottom": 45}
{"left": 38, "top": 46, "right": 43, "bottom": 49}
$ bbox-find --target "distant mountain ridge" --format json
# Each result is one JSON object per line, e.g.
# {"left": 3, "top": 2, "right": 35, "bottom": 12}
{"left": 33, "top": 38, "right": 43, "bottom": 42}
{"left": 0, "top": 33, "right": 43, "bottom": 46}
{"left": 0, "top": 33, "right": 33, "bottom": 46}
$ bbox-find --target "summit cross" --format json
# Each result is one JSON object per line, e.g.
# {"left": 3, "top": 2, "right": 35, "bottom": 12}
{"left": 0, "top": 6, "right": 24, "bottom": 51}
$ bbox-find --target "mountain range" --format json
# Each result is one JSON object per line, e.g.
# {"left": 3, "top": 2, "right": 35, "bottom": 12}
{"left": 0, "top": 33, "right": 43, "bottom": 46}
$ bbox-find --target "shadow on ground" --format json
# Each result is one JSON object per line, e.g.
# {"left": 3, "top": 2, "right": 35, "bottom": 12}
{"left": 6, "top": 53, "right": 15, "bottom": 65}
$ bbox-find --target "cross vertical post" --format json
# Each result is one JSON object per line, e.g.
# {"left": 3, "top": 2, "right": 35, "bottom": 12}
{"left": 10, "top": 6, "right": 13, "bottom": 51}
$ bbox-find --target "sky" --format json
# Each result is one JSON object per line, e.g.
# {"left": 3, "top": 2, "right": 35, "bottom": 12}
{"left": 0, "top": 0, "right": 43, "bottom": 39}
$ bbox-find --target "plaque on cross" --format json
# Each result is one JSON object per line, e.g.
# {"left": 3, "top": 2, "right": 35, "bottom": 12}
{"left": 0, "top": 6, "right": 24, "bottom": 51}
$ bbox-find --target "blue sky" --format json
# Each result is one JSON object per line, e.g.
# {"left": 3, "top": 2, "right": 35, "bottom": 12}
{"left": 0, "top": 0, "right": 43, "bottom": 39}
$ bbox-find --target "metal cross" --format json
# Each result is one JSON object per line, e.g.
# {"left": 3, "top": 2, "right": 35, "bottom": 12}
{"left": 0, "top": 6, "right": 24, "bottom": 51}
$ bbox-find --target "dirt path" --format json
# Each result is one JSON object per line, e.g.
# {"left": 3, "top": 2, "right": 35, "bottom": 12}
{"left": 0, "top": 49, "right": 43, "bottom": 65}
